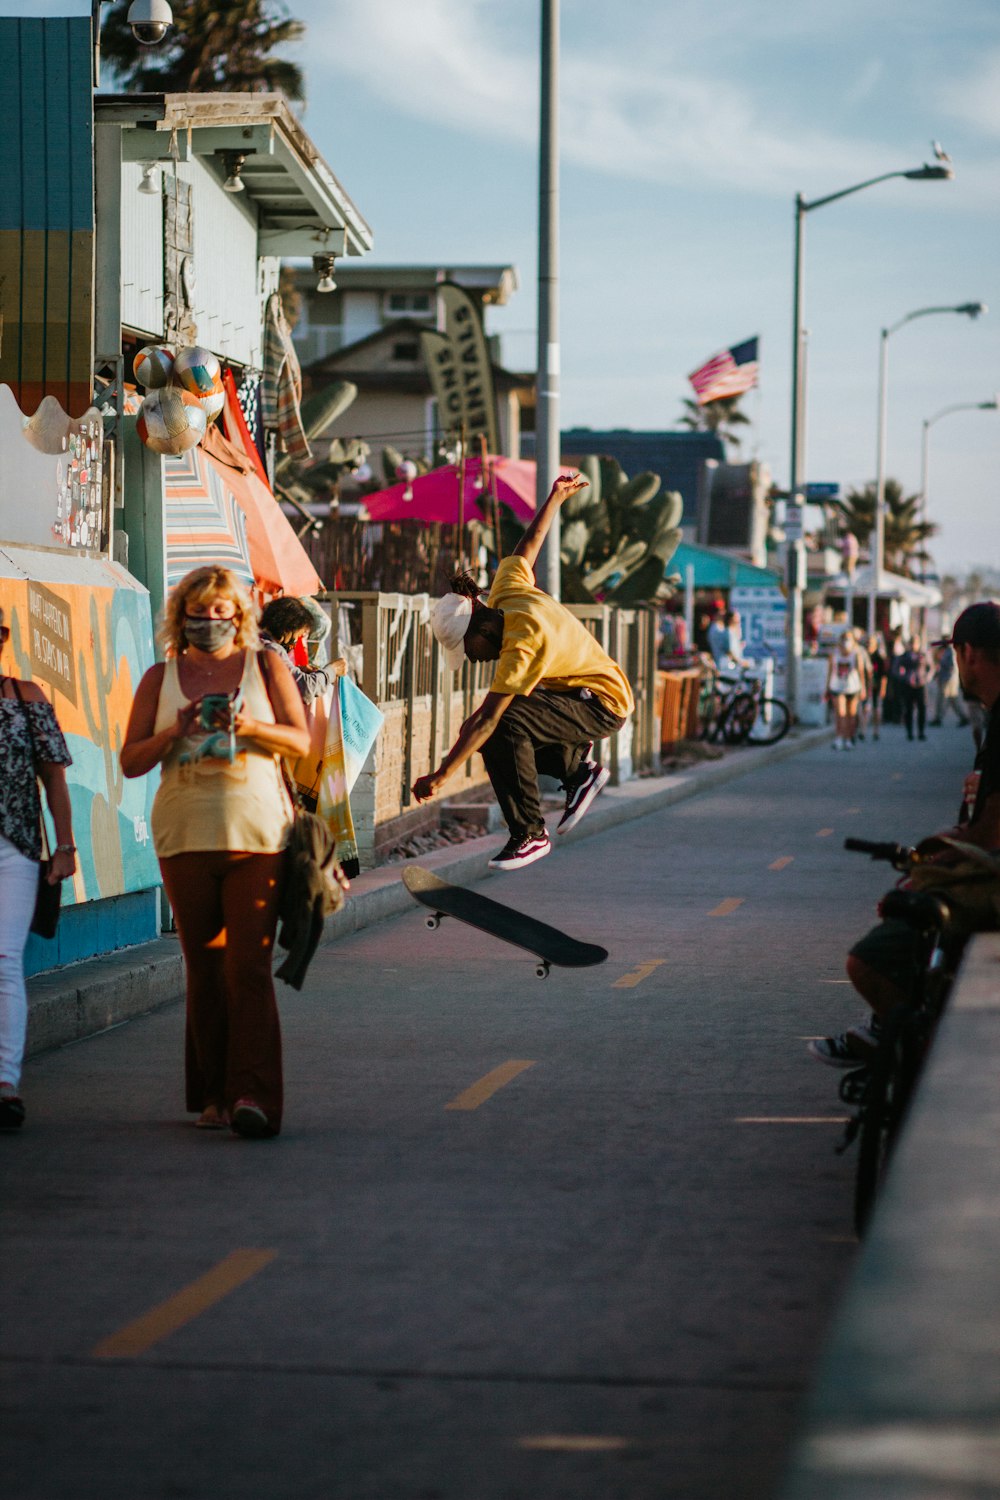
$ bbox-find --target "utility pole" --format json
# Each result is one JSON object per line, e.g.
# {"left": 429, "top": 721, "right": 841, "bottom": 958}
{"left": 535, "top": 0, "right": 560, "bottom": 597}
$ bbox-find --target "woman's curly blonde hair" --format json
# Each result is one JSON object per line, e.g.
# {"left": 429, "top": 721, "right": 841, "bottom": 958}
{"left": 159, "top": 566, "right": 259, "bottom": 655}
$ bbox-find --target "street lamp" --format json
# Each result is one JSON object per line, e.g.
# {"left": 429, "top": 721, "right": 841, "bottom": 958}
{"left": 785, "top": 157, "right": 953, "bottom": 710}
{"left": 869, "top": 301, "right": 987, "bottom": 630}
{"left": 920, "top": 396, "right": 999, "bottom": 541}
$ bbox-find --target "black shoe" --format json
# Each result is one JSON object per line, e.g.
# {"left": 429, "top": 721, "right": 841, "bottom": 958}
{"left": 488, "top": 829, "right": 552, "bottom": 871}
{"left": 557, "top": 761, "right": 610, "bottom": 835}
{"left": 919, "top": 734, "right": 927, "bottom": 741}
{"left": 0, "top": 1091, "right": 26, "bottom": 1130}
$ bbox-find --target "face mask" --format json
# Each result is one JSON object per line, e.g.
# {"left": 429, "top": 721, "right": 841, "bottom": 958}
{"left": 183, "top": 615, "right": 237, "bottom": 652}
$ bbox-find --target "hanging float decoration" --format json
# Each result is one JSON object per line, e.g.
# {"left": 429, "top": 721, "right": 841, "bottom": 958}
{"left": 134, "top": 342, "right": 224, "bottom": 456}
{"left": 136, "top": 386, "right": 208, "bottom": 455}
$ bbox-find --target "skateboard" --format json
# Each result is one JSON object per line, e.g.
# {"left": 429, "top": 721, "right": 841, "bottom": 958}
{"left": 402, "top": 865, "right": 609, "bottom": 979}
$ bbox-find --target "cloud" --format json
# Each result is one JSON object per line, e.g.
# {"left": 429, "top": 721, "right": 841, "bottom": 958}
{"left": 305, "top": 0, "right": 934, "bottom": 198}
{"left": 937, "top": 49, "right": 1000, "bottom": 137}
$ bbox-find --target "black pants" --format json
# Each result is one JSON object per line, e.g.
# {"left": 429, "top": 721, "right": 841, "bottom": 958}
{"left": 903, "top": 686, "right": 927, "bottom": 739}
{"left": 481, "top": 688, "right": 624, "bottom": 840}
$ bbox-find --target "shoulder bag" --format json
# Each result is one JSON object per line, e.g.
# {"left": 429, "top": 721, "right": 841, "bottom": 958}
{"left": 11, "top": 680, "right": 62, "bottom": 939}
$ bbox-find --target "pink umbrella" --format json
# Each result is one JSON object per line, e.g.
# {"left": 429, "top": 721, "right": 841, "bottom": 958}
{"left": 360, "top": 456, "right": 566, "bottom": 525}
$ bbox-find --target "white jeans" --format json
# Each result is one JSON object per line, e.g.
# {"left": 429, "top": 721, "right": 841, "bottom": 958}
{"left": 0, "top": 832, "right": 38, "bottom": 1089}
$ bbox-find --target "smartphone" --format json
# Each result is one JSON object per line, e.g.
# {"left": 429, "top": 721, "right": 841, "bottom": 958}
{"left": 200, "top": 694, "right": 233, "bottom": 731}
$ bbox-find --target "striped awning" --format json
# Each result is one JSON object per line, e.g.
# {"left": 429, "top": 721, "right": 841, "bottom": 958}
{"left": 163, "top": 444, "right": 255, "bottom": 592}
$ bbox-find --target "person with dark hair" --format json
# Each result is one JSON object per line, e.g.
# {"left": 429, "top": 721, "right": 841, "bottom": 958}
{"left": 809, "top": 602, "right": 1000, "bottom": 1068}
{"left": 0, "top": 606, "right": 77, "bottom": 1131}
{"left": 258, "top": 596, "right": 346, "bottom": 707}
{"left": 411, "top": 473, "right": 634, "bottom": 872}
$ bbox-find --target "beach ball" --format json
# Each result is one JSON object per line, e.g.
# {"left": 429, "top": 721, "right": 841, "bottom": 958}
{"left": 133, "top": 344, "right": 175, "bottom": 389}
{"left": 136, "top": 387, "right": 207, "bottom": 455}
{"left": 172, "top": 345, "right": 225, "bottom": 423}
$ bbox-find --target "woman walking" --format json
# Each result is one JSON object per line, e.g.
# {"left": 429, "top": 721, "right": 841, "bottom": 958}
{"left": 0, "top": 606, "right": 77, "bottom": 1130}
{"left": 865, "top": 633, "right": 888, "bottom": 741}
{"left": 897, "top": 633, "right": 932, "bottom": 742}
{"left": 826, "top": 629, "right": 866, "bottom": 750}
{"left": 121, "top": 567, "right": 310, "bottom": 1138}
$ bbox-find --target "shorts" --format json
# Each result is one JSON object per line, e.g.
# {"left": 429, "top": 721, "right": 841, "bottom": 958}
{"left": 849, "top": 919, "right": 923, "bottom": 992}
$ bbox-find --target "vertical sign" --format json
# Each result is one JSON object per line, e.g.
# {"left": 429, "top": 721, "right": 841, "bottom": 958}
{"left": 420, "top": 282, "right": 499, "bottom": 452}
{"left": 27, "top": 579, "right": 78, "bottom": 705}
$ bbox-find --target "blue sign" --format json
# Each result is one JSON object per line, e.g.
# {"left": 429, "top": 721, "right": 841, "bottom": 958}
{"left": 805, "top": 482, "right": 840, "bottom": 499}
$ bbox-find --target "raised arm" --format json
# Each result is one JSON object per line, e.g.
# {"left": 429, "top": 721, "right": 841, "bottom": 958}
{"left": 513, "top": 472, "right": 588, "bottom": 574}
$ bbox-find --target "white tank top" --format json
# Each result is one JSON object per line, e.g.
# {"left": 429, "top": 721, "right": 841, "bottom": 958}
{"left": 151, "top": 651, "right": 294, "bottom": 858}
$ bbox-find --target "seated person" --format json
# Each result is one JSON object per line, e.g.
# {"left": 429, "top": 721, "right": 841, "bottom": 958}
{"left": 810, "top": 603, "right": 1000, "bottom": 1066}
{"left": 258, "top": 596, "right": 346, "bottom": 708}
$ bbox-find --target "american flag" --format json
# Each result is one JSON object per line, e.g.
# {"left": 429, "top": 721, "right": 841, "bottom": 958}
{"left": 688, "top": 337, "right": 759, "bottom": 405}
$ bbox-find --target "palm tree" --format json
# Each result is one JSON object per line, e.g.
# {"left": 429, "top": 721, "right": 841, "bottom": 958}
{"left": 832, "top": 480, "right": 938, "bottom": 578}
{"left": 99, "top": 1, "right": 306, "bottom": 104}
{"left": 677, "top": 394, "right": 751, "bottom": 452}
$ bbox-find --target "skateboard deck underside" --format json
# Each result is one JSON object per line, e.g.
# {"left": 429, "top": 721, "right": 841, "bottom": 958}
{"left": 402, "top": 866, "right": 608, "bottom": 969}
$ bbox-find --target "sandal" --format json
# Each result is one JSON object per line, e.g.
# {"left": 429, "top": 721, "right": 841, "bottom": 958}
{"left": 195, "top": 1105, "right": 230, "bottom": 1130}
{"left": 230, "top": 1098, "right": 272, "bottom": 1138}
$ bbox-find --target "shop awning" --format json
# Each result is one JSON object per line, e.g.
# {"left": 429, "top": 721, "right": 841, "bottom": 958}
{"left": 829, "top": 565, "right": 942, "bottom": 608}
{"left": 669, "top": 542, "right": 782, "bottom": 590}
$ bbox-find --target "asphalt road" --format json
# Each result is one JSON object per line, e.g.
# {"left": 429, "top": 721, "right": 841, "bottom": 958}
{"left": 1, "top": 718, "right": 974, "bottom": 1500}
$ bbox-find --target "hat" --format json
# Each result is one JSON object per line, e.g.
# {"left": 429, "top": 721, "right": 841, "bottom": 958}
{"left": 935, "top": 602, "right": 1000, "bottom": 651}
{"left": 430, "top": 592, "right": 473, "bottom": 671}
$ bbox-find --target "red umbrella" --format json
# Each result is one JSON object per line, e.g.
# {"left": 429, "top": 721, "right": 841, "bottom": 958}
{"left": 360, "top": 456, "right": 567, "bottom": 524}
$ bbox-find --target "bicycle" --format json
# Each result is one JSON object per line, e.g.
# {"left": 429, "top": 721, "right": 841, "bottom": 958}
{"left": 701, "top": 665, "right": 791, "bottom": 748}
{"left": 836, "top": 837, "right": 958, "bottom": 1234}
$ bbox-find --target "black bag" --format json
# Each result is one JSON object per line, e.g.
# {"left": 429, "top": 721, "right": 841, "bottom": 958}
{"left": 11, "top": 681, "right": 62, "bottom": 940}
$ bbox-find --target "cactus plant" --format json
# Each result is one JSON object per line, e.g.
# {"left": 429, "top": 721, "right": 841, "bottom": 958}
{"left": 551, "top": 459, "right": 682, "bottom": 604}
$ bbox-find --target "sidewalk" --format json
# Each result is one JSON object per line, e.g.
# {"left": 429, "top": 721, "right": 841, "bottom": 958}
{"left": 25, "top": 725, "right": 832, "bottom": 1059}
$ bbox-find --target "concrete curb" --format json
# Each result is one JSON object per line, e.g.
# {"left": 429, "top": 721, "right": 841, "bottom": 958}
{"left": 25, "top": 724, "right": 832, "bottom": 1059}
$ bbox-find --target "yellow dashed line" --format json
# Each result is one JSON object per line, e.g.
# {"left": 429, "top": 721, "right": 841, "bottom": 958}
{"left": 613, "top": 959, "right": 666, "bottom": 989}
{"left": 709, "top": 898, "right": 744, "bottom": 917}
{"left": 769, "top": 856, "right": 794, "bottom": 870}
{"left": 446, "top": 1060, "right": 536, "bottom": 1111}
{"left": 816, "top": 828, "right": 834, "bottom": 838}
{"left": 92, "top": 1249, "right": 276, "bottom": 1359}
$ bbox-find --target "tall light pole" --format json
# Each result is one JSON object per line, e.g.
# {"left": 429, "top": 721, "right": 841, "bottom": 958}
{"left": 785, "top": 159, "right": 952, "bottom": 709}
{"left": 920, "top": 396, "right": 999, "bottom": 539}
{"left": 535, "top": 0, "right": 561, "bottom": 597}
{"left": 869, "top": 301, "right": 986, "bottom": 631}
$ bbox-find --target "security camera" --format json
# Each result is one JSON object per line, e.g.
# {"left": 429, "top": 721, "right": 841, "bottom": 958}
{"left": 127, "top": 0, "right": 173, "bottom": 45}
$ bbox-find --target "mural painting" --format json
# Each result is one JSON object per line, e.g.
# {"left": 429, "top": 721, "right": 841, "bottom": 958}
{"left": 0, "top": 561, "right": 160, "bottom": 906}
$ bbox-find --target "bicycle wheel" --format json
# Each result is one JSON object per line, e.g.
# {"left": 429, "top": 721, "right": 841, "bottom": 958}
{"left": 719, "top": 693, "right": 756, "bottom": 744}
{"left": 746, "top": 696, "right": 791, "bottom": 746}
{"left": 853, "top": 1011, "right": 920, "bottom": 1235}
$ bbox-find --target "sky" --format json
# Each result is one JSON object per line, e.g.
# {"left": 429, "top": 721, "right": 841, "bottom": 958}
{"left": 287, "top": 0, "right": 1000, "bottom": 575}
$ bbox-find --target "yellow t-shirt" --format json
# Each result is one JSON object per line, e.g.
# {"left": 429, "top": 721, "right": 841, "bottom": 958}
{"left": 486, "top": 556, "right": 634, "bottom": 717}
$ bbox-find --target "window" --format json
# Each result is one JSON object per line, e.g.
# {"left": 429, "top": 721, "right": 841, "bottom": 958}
{"left": 391, "top": 341, "right": 419, "bottom": 361}
{"left": 385, "top": 292, "right": 433, "bottom": 317}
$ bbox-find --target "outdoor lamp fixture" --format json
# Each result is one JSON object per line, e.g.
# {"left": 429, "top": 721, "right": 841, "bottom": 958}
{"left": 920, "top": 395, "right": 1000, "bottom": 535}
{"left": 869, "top": 299, "right": 987, "bottom": 631}
{"left": 137, "top": 161, "right": 159, "bottom": 195}
{"left": 220, "top": 152, "right": 248, "bottom": 193}
{"left": 127, "top": 0, "right": 173, "bottom": 44}
{"left": 313, "top": 254, "right": 337, "bottom": 293}
{"left": 785, "top": 150, "right": 955, "bottom": 707}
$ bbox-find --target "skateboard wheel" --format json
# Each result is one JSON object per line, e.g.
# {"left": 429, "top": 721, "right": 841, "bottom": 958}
{"left": 426, "top": 914, "right": 442, "bottom": 930}
{"left": 536, "top": 961, "right": 550, "bottom": 979}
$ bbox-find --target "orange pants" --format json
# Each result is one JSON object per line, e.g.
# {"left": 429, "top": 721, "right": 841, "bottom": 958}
{"left": 160, "top": 851, "right": 285, "bottom": 1132}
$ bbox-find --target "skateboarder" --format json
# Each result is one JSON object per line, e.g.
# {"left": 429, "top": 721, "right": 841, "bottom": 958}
{"left": 412, "top": 473, "right": 634, "bottom": 871}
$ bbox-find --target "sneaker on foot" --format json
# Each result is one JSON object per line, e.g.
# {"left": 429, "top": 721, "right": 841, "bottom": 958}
{"left": 0, "top": 1083, "right": 25, "bottom": 1130}
{"left": 808, "top": 1020, "right": 881, "bottom": 1068}
{"left": 557, "top": 761, "right": 610, "bottom": 835}
{"left": 488, "top": 829, "right": 552, "bottom": 871}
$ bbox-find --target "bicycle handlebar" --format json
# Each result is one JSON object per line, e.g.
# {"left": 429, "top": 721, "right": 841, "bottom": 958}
{"left": 843, "top": 837, "right": 915, "bottom": 866}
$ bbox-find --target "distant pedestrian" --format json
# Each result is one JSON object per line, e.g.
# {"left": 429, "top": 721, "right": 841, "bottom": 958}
{"left": 121, "top": 566, "right": 315, "bottom": 1139}
{"left": 929, "top": 643, "right": 970, "bottom": 728}
{"left": 826, "top": 629, "right": 865, "bottom": 750}
{"left": 895, "top": 634, "right": 932, "bottom": 741}
{"left": 864, "top": 633, "right": 888, "bottom": 741}
{"left": 0, "top": 606, "right": 77, "bottom": 1131}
